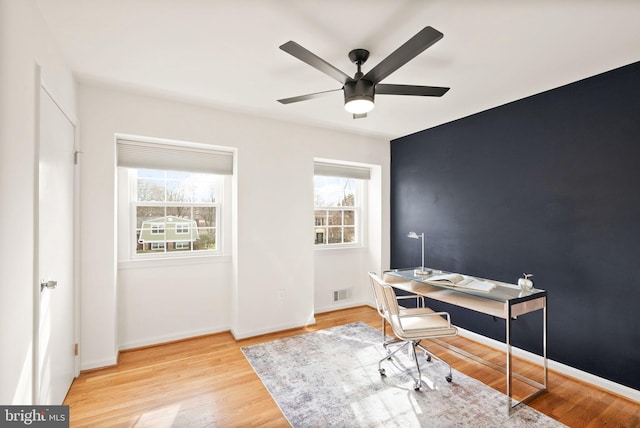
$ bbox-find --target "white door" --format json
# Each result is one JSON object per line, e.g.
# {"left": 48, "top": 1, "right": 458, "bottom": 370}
{"left": 37, "top": 85, "right": 76, "bottom": 404}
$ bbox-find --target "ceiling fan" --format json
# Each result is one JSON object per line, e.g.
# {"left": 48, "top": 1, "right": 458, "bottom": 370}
{"left": 277, "top": 26, "right": 450, "bottom": 119}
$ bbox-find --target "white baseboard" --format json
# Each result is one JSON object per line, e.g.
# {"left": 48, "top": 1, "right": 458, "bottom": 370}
{"left": 118, "top": 326, "right": 228, "bottom": 351}
{"left": 80, "top": 355, "right": 118, "bottom": 371}
{"left": 231, "top": 318, "right": 317, "bottom": 340}
{"left": 315, "top": 299, "right": 368, "bottom": 314}
{"left": 456, "top": 327, "right": 640, "bottom": 403}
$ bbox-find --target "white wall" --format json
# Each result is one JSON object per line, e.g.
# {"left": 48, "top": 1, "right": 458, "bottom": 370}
{"left": 78, "top": 83, "right": 389, "bottom": 367}
{"left": 117, "top": 258, "right": 232, "bottom": 349}
{"left": 0, "top": 0, "right": 76, "bottom": 404}
{"left": 314, "top": 249, "right": 369, "bottom": 312}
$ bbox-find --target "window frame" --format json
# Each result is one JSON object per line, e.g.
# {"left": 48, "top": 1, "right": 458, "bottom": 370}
{"left": 313, "top": 175, "right": 365, "bottom": 249}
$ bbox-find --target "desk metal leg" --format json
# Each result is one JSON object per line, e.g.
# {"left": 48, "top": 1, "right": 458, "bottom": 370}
{"left": 507, "top": 296, "right": 548, "bottom": 415}
{"left": 543, "top": 296, "right": 548, "bottom": 389}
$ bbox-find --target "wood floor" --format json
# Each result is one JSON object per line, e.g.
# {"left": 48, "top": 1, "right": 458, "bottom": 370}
{"left": 64, "top": 306, "right": 639, "bottom": 427}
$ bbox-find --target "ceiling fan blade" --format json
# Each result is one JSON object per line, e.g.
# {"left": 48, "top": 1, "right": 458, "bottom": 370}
{"left": 277, "top": 88, "right": 342, "bottom": 104}
{"left": 280, "top": 41, "right": 352, "bottom": 85}
{"left": 376, "top": 84, "right": 450, "bottom": 97}
{"left": 362, "top": 26, "right": 443, "bottom": 84}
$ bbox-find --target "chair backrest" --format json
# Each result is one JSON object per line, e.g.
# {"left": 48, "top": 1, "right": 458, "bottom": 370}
{"left": 381, "top": 282, "right": 401, "bottom": 319}
{"left": 377, "top": 280, "right": 407, "bottom": 338}
{"left": 368, "top": 272, "right": 390, "bottom": 320}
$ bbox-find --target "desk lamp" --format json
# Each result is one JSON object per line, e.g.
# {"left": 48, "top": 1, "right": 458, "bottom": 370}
{"left": 407, "top": 232, "right": 431, "bottom": 275}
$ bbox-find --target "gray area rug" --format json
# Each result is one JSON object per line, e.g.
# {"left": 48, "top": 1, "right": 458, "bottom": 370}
{"left": 242, "top": 322, "right": 565, "bottom": 427}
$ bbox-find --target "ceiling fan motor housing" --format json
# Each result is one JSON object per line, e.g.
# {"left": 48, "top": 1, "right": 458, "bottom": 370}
{"left": 344, "top": 79, "right": 375, "bottom": 104}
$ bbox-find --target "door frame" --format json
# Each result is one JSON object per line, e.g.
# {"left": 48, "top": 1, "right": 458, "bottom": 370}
{"left": 33, "top": 65, "right": 81, "bottom": 404}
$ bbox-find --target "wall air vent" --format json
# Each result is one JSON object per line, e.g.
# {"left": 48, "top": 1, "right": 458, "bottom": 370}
{"left": 333, "top": 288, "right": 351, "bottom": 302}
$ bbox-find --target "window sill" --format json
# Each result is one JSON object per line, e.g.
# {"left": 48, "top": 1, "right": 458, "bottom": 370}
{"left": 118, "top": 254, "right": 231, "bottom": 270}
{"left": 314, "top": 245, "right": 367, "bottom": 255}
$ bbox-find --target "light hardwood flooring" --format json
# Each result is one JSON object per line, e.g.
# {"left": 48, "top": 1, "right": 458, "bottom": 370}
{"left": 64, "top": 306, "right": 639, "bottom": 427}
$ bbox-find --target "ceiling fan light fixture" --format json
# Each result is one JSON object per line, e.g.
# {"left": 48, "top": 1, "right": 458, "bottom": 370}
{"left": 344, "top": 97, "right": 374, "bottom": 114}
{"left": 344, "top": 80, "right": 375, "bottom": 114}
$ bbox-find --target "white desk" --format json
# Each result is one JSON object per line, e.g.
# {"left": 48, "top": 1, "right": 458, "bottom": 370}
{"left": 384, "top": 268, "right": 547, "bottom": 414}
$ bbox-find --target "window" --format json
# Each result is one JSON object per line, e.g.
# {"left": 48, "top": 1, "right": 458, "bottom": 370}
{"left": 313, "top": 176, "right": 358, "bottom": 245}
{"left": 314, "top": 161, "right": 370, "bottom": 247}
{"left": 117, "top": 137, "right": 233, "bottom": 259}
{"left": 151, "top": 224, "right": 165, "bottom": 235}
{"left": 150, "top": 242, "right": 165, "bottom": 251}
{"left": 133, "top": 169, "right": 220, "bottom": 255}
{"left": 175, "top": 241, "right": 190, "bottom": 250}
{"left": 175, "top": 223, "right": 190, "bottom": 234}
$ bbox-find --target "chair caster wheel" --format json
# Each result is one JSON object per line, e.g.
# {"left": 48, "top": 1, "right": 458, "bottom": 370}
{"left": 414, "top": 382, "right": 421, "bottom": 391}
{"left": 426, "top": 355, "right": 432, "bottom": 362}
{"left": 379, "top": 368, "right": 386, "bottom": 376}
{"left": 446, "top": 375, "right": 452, "bottom": 383}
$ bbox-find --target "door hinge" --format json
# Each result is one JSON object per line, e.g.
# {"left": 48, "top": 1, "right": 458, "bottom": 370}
{"left": 74, "top": 343, "right": 79, "bottom": 356}
{"left": 73, "top": 150, "right": 83, "bottom": 165}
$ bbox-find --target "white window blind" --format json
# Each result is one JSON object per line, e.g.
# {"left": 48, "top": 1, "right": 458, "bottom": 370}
{"left": 314, "top": 161, "right": 370, "bottom": 180}
{"left": 117, "top": 138, "right": 233, "bottom": 175}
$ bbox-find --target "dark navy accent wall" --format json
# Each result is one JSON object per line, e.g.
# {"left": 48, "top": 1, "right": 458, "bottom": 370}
{"left": 390, "top": 61, "right": 640, "bottom": 390}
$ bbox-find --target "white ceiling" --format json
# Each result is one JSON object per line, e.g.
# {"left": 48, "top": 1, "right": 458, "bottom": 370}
{"left": 35, "top": 0, "right": 640, "bottom": 140}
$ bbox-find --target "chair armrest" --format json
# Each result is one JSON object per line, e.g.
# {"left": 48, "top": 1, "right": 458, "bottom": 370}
{"left": 395, "top": 294, "right": 426, "bottom": 308}
{"left": 398, "top": 310, "right": 453, "bottom": 329}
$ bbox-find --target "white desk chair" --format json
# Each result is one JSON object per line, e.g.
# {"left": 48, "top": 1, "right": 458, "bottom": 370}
{"left": 369, "top": 272, "right": 429, "bottom": 348}
{"left": 369, "top": 272, "right": 458, "bottom": 390}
